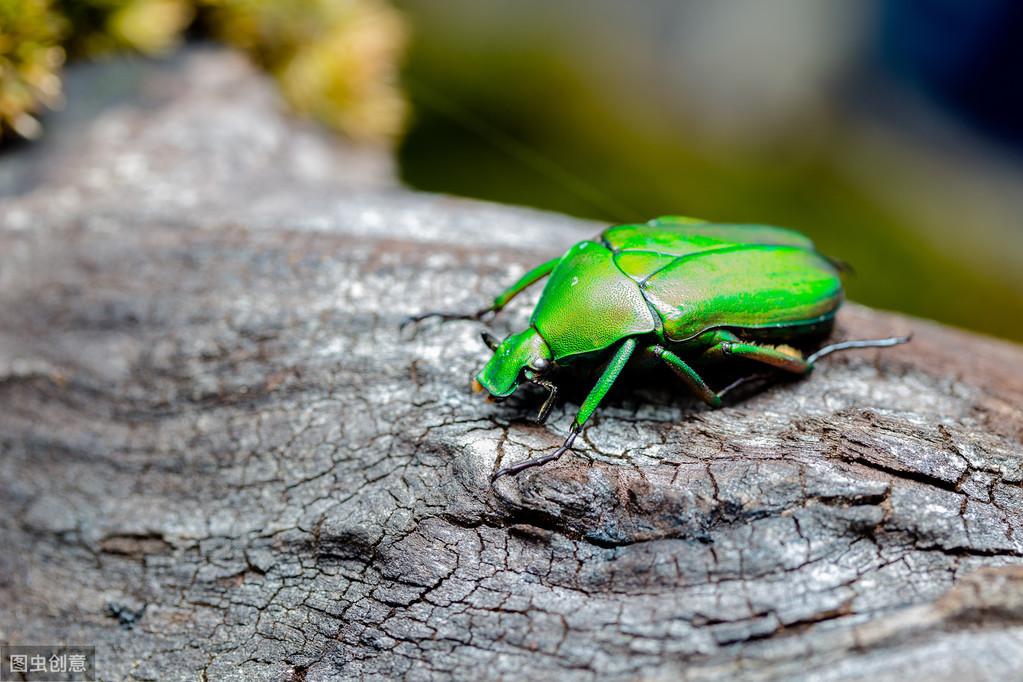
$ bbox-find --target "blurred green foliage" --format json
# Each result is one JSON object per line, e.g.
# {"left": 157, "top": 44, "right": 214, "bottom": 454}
{"left": 398, "top": 5, "right": 1023, "bottom": 342}
{"left": 0, "top": 0, "right": 406, "bottom": 142}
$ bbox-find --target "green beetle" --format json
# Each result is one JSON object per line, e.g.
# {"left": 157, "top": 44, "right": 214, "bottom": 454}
{"left": 405, "top": 216, "right": 909, "bottom": 479}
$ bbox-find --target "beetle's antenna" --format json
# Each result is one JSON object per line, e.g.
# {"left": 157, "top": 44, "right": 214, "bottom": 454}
{"left": 808, "top": 334, "right": 912, "bottom": 363}
{"left": 532, "top": 378, "right": 558, "bottom": 424}
{"left": 481, "top": 330, "right": 501, "bottom": 351}
{"left": 825, "top": 255, "right": 856, "bottom": 276}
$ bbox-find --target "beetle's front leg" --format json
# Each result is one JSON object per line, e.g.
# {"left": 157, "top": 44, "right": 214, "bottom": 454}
{"left": 491, "top": 337, "right": 638, "bottom": 481}
{"left": 400, "top": 256, "right": 560, "bottom": 334}
{"left": 398, "top": 305, "right": 494, "bottom": 333}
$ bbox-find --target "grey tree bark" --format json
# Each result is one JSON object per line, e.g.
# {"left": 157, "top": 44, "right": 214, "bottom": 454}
{"left": 2, "top": 48, "right": 1023, "bottom": 682}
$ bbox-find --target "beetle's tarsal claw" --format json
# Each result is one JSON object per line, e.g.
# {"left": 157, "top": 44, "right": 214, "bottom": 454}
{"left": 718, "top": 372, "right": 773, "bottom": 400}
{"left": 481, "top": 330, "right": 501, "bottom": 351}
{"left": 399, "top": 307, "right": 494, "bottom": 336}
{"left": 807, "top": 334, "right": 912, "bottom": 364}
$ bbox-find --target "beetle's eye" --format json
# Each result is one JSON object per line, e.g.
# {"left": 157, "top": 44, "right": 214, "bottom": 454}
{"left": 531, "top": 357, "right": 550, "bottom": 372}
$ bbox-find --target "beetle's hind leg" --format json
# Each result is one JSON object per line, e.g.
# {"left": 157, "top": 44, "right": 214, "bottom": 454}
{"left": 698, "top": 329, "right": 911, "bottom": 374}
{"left": 700, "top": 330, "right": 813, "bottom": 374}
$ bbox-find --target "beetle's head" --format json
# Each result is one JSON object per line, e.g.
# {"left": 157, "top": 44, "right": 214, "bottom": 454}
{"left": 472, "top": 327, "right": 558, "bottom": 422}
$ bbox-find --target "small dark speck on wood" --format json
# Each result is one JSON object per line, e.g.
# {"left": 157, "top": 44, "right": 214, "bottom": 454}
{"left": 2, "top": 48, "right": 1023, "bottom": 682}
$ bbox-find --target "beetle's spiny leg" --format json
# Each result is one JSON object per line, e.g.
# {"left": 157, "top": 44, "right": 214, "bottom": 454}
{"left": 712, "top": 339, "right": 812, "bottom": 375}
{"left": 807, "top": 334, "right": 911, "bottom": 364}
{"left": 491, "top": 425, "right": 580, "bottom": 481}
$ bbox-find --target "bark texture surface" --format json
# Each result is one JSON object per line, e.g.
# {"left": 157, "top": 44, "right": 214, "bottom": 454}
{"left": 2, "top": 48, "right": 1023, "bottom": 681}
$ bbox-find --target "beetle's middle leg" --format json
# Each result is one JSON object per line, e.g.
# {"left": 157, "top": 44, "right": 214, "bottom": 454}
{"left": 648, "top": 345, "right": 723, "bottom": 407}
{"left": 492, "top": 337, "right": 638, "bottom": 481}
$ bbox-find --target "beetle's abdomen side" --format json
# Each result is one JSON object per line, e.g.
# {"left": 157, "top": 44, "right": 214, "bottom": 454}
{"left": 641, "top": 245, "right": 842, "bottom": 341}
{"left": 532, "top": 241, "right": 656, "bottom": 360}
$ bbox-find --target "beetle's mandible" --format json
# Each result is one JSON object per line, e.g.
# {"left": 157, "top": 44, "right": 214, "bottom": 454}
{"left": 403, "top": 216, "right": 909, "bottom": 480}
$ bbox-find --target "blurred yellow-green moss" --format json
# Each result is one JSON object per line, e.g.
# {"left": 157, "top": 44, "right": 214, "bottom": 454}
{"left": 0, "top": 0, "right": 406, "bottom": 142}
{"left": 203, "top": 0, "right": 406, "bottom": 143}
{"left": 58, "top": 0, "right": 194, "bottom": 57}
{"left": 0, "top": 0, "right": 66, "bottom": 138}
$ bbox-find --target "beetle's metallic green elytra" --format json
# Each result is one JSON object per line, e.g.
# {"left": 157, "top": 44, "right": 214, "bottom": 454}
{"left": 404, "top": 216, "right": 909, "bottom": 479}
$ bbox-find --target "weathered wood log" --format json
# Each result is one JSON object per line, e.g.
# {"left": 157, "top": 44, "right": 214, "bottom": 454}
{"left": 2, "top": 48, "right": 1023, "bottom": 681}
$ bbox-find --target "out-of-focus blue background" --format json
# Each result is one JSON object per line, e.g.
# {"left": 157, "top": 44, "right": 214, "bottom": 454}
{"left": 396, "top": 0, "right": 1023, "bottom": 342}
